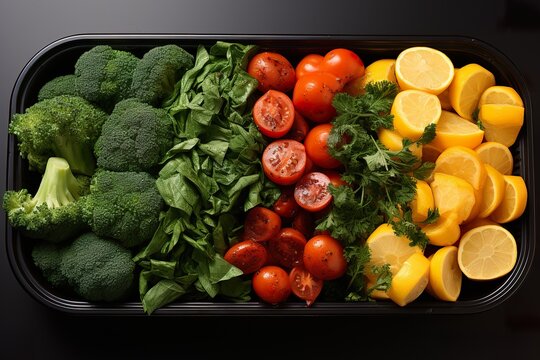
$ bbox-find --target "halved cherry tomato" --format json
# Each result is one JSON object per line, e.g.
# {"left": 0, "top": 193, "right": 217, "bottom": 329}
{"left": 303, "top": 234, "right": 347, "bottom": 280}
{"left": 295, "top": 54, "right": 324, "bottom": 79}
{"left": 262, "top": 140, "right": 307, "bottom": 186}
{"left": 319, "top": 48, "right": 365, "bottom": 85}
{"left": 289, "top": 266, "right": 323, "bottom": 306}
{"left": 268, "top": 228, "right": 307, "bottom": 269}
{"left": 293, "top": 72, "right": 342, "bottom": 123}
{"left": 294, "top": 172, "right": 332, "bottom": 212}
{"left": 304, "top": 123, "right": 341, "bottom": 169}
{"left": 324, "top": 170, "right": 349, "bottom": 188}
{"left": 285, "top": 112, "right": 310, "bottom": 142}
{"left": 272, "top": 187, "right": 299, "bottom": 219}
{"left": 253, "top": 90, "right": 295, "bottom": 138}
{"left": 243, "top": 207, "right": 281, "bottom": 242}
{"left": 224, "top": 240, "right": 268, "bottom": 274}
{"left": 291, "top": 210, "right": 315, "bottom": 239}
{"left": 247, "top": 52, "right": 296, "bottom": 93}
{"left": 252, "top": 265, "right": 291, "bottom": 304}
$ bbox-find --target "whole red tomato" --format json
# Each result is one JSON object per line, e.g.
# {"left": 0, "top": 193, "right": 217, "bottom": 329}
{"left": 303, "top": 234, "right": 347, "bottom": 280}
{"left": 292, "top": 72, "right": 342, "bottom": 123}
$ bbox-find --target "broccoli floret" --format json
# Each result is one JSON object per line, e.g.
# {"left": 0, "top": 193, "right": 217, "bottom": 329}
{"left": 83, "top": 170, "right": 164, "bottom": 248}
{"left": 9, "top": 95, "right": 108, "bottom": 175}
{"left": 94, "top": 99, "right": 174, "bottom": 173}
{"left": 3, "top": 157, "right": 89, "bottom": 243}
{"left": 130, "top": 44, "right": 194, "bottom": 106}
{"left": 32, "top": 242, "right": 67, "bottom": 287}
{"left": 74, "top": 45, "right": 139, "bottom": 111}
{"left": 37, "top": 75, "right": 78, "bottom": 101}
{"left": 32, "top": 232, "right": 135, "bottom": 302}
{"left": 60, "top": 233, "right": 135, "bottom": 302}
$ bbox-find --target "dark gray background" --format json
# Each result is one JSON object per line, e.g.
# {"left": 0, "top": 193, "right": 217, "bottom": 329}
{"left": 1, "top": 0, "right": 540, "bottom": 358}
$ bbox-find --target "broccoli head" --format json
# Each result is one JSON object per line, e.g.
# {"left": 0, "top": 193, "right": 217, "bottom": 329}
{"left": 3, "top": 157, "right": 89, "bottom": 243}
{"left": 32, "top": 242, "right": 67, "bottom": 287}
{"left": 94, "top": 99, "right": 174, "bottom": 173}
{"left": 74, "top": 45, "right": 139, "bottom": 111}
{"left": 37, "top": 75, "right": 78, "bottom": 101}
{"left": 60, "top": 233, "right": 135, "bottom": 302}
{"left": 130, "top": 44, "right": 194, "bottom": 107}
{"left": 83, "top": 170, "right": 164, "bottom": 248}
{"left": 32, "top": 232, "right": 135, "bottom": 302}
{"left": 9, "top": 95, "right": 108, "bottom": 175}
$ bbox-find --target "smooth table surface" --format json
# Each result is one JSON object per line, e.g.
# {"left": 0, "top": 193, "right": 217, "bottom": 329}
{"left": 1, "top": 0, "right": 540, "bottom": 358}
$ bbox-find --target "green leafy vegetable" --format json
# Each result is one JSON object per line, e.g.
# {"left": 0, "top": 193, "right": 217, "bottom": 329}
{"left": 135, "top": 42, "right": 280, "bottom": 313}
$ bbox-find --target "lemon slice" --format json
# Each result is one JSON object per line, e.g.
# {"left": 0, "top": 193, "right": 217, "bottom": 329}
{"left": 479, "top": 104, "right": 524, "bottom": 147}
{"left": 428, "top": 246, "right": 462, "bottom": 301}
{"left": 430, "top": 110, "right": 484, "bottom": 150}
{"left": 458, "top": 225, "right": 517, "bottom": 280}
{"left": 395, "top": 47, "right": 454, "bottom": 95}
{"left": 490, "top": 175, "right": 528, "bottom": 223}
{"left": 345, "top": 59, "right": 397, "bottom": 95}
{"left": 430, "top": 172, "right": 476, "bottom": 224}
{"left": 365, "top": 223, "right": 423, "bottom": 281}
{"left": 434, "top": 146, "right": 487, "bottom": 190}
{"left": 449, "top": 64, "right": 495, "bottom": 120}
{"left": 410, "top": 180, "right": 434, "bottom": 223}
{"left": 377, "top": 127, "right": 422, "bottom": 159}
{"left": 388, "top": 253, "right": 431, "bottom": 306}
{"left": 478, "top": 86, "right": 523, "bottom": 107}
{"left": 421, "top": 212, "right": 461, "bottom": 246}
{"left": 391, "top": 89, "right": 442, "bottom": 141}
{"left": 477, "top": 164, "right": 506, "bottom": 219}
{"left": 475, "top": 142, "right": 513, "bottom": 175}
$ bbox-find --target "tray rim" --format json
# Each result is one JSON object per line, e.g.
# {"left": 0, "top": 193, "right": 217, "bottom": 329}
{"left": 5, "top": 33, "right": 536, "bottom": 316}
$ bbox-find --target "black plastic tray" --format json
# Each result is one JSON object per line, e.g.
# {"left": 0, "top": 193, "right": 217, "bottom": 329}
{"left": 5, "top": 34, "right": 536, "bottom": 315}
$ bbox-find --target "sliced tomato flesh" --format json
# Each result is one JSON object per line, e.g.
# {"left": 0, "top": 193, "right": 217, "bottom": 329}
{"left": 289, "top": 266, "right": 323, "bottom": 306}
{"left": 253, "top": 90, "right": 295, "bottom": 138}
{"left": 294, "top": 172, "right": 332, "bottom": 212}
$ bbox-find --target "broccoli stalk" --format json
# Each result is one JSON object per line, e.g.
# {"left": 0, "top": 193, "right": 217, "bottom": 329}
{"left": 3, "top": 157, "right": 89, "bottom": 242}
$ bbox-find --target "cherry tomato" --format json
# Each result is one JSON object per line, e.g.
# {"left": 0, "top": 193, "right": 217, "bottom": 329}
{"left": 324, "top": 170, "right": 349, "bottom": 187}
{"left": 268, "top": 228, "right": 307, "bottom": 269}
{"left": 304, "top": 123, "right": 341, "bottom": 169}
{"left": 294, "top": 172, "right": 332, "bottom": 212}
{"left": 289, "top": 266, "right": 323, "bottom": 306}
{"left": 262, "top": 139, "right": 307, "bottom": 186}
{"left": 319, "top": 48, "right": 365, "bottom": 85}
{"left": 243, "top": 207, "right": 282, "bottom": 242}
{"left": 293, "top": 72, "right": 341, "bottom": 123}
{"left": 291, "top": 210, "right": 315, "bottom": 239}
{"left": 252, "top": 265, "right": 291, "bottom": 304}
{"left": 304, "top": 156, "right": 316, "bottom": 174}
{"left": 224, "top": 240, "right": 268, "bottom": 274}
{"left": 253, "top": 90, "right": 295, "bottom": 138}
{"left": 295, "top": 54, "right": 324, "bottom": 79}
{"left": 285, "top": 112, "right": 310, "bottom": 142}
{"left": 247, "top": 52, "right": 296, "bottom": 93}
{"left": 272, "top": 187, "right": 299, "bottom": 219}
{"left": 303, "top": 234, "right": 347, "bottom": 280}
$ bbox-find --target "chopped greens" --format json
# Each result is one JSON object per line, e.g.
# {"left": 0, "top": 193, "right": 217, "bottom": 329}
{"left": 317, "top": 81, "right": 438, "bottom": 299}
{"left": 134, "top": 42, "right": 280, "bottom": 314}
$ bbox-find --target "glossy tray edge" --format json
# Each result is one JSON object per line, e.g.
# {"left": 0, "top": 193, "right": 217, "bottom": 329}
{"left": 5, "top": 33, "right": 536, "bottom": 316}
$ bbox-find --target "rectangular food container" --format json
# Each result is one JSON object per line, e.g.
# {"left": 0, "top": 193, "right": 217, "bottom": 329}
{"left": 5, "top": 34, "right": 535, "bottom": 315}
